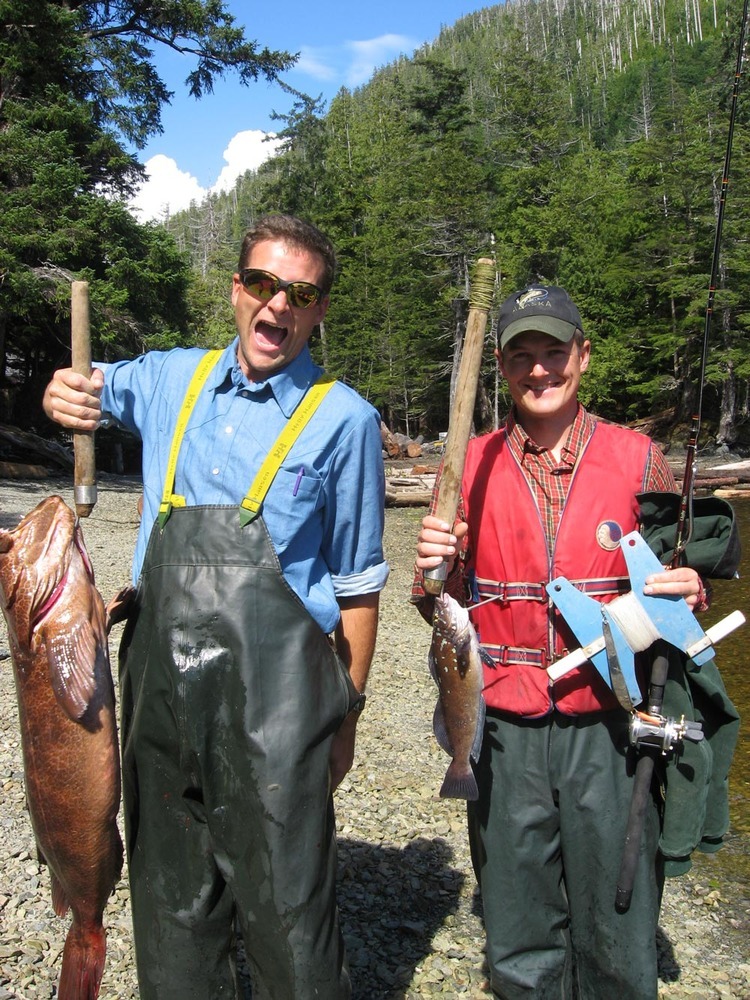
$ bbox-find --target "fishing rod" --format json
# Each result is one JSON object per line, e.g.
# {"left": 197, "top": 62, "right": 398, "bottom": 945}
{"left": 671, "top": 0, "right": 749, "bottom": 568}
{"left": 615, "top": 0, "right": 749, "bottom": 913}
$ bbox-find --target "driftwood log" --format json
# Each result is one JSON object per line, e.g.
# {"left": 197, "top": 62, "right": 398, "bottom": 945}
{"left": 381, "top": 422, "right": 434, "bottom": 461}
{"left": 0, "top": 425, "right": 74, "bottom": 473}
{"left": 383, "top": 459, "right": 750, "bottom": 508}
{"left": 385, "top": 475, "right": 436, "bottom": 507}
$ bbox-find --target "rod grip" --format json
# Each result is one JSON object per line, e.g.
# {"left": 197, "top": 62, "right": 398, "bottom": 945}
{"left": 615, "top": 643, "right": 670, "bottom": 911}
{"left": 71, "top": 280, "right": 97, "bottom": 517}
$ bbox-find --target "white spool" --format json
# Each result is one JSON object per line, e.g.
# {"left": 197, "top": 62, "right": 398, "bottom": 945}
{"left": 604, "top": 592, "right": 662, "bottom": 652}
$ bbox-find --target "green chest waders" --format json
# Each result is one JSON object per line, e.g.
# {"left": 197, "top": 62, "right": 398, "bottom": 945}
{"left": 118, "top": 359, "right": 358, "bottom": 1000}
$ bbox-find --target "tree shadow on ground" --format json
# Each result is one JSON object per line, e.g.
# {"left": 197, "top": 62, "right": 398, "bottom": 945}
{"left": 235, "top": 836, "right": 466, "bottom": 999}
{"left": 338, "top": 836, "right": 466, "bottom": 999}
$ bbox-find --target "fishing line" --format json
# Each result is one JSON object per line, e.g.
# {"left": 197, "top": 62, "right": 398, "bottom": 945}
{"left": 693, "top": 0, "right": 748, "bottom": 441}
{"left": 470, "top": 594, "right": 503, "bottom": 610}
{"left": 673, "top": 0, "right": 749, "bottom": 564}
{"left": 618, "top": 6, "right": 749, "bottom": 913}
{"left": 605, "top": 592, "right": 662, "bottom": 651}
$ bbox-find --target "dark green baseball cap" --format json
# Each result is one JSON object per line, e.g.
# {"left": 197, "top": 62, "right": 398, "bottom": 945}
{"left": 499, "top": 285, "right": 584, "bottom": 349}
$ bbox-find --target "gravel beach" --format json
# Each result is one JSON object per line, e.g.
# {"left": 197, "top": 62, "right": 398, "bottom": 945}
{"left": 0, "top": 475, "right": 748, "bottom": 999}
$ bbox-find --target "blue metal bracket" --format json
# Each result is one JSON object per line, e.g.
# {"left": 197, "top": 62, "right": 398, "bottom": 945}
{"left": 546, "top": 531, "right": 724, "bottom": 701}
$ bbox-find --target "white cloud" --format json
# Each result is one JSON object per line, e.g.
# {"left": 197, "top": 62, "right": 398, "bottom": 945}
{"left": 294, "top": 46, "right": 338, "bottom": 82}
{"left": 289, "top": 34, "right": 418, "bottom": 92}
{"left": 129, "top": 130, "right": 282, "bottom": 222}
{"left": 129, "top": 154, "right": 206, "bottom": 222}
{"left": 127, "top": 33, "right": 420, "bottom": 223}
{"left": 211, "top": 130, "right": 283, "bottom": 195}
{"left": 345, "top": 34, "right": 416, "bottom": 86}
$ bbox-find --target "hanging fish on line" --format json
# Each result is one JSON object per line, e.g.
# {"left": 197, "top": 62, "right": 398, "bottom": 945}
{"left": 429, "top": 592, "right": 495, "bottom": 800}
{"left": 0, "top": 496, "right": 123, "bottom": 1000}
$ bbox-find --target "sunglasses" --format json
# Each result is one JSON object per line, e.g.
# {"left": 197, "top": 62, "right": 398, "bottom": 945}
{"left": 237, "top": 268, "right": 323, "bottom": 309}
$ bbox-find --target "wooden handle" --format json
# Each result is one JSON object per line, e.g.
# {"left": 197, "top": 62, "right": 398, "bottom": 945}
{"left": 71, "top": 281, "right": 97, "bottom": 517}
{"left": 423, "top": 258, "right": 496, "bottom": 595}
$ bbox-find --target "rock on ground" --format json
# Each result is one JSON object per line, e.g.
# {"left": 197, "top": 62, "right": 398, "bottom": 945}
{"left": 0, "top": 476, "right": 748, "bottom": 999}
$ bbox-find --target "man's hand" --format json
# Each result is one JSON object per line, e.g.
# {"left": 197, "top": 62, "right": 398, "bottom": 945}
{"left": 331, "top": 593, "right": 378, "bottom": 790}
{"left": 329, "top": 711, "right": 360, "bottom": 791}
{"left": 43, "top": 367, "right": 104, "bottom": 431}
{"left": 415, "top": 514, "right": 468, "bottom": 574}
{"left": 644, "top": 566, "right": 705, "bottom": 610}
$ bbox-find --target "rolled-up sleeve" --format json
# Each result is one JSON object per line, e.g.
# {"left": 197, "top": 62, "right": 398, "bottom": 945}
{"left": 323, "top": 407, "right": 389, "bottom": 597}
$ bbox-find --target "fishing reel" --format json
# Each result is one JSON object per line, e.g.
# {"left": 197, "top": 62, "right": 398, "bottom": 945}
{"left": 628, "top": 709, "right": 704, "bottom": 755}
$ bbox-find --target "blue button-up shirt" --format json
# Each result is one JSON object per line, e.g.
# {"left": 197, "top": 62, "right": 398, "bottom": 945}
{"left": 99, "top": 340, "right": 389, "bottom": 633}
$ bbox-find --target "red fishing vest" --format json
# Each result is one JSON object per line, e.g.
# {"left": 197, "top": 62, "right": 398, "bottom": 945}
{"left": 462, "top": 421, "right": 652, "bottom": 717}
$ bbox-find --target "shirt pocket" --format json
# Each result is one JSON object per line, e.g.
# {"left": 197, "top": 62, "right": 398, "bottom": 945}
{"left": 262, "top": 467, "right": 324, "bottom": 551}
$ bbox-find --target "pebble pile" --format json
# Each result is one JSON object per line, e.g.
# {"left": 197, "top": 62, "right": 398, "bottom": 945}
{"left": 0, "top": 477, "right": 747, "bottom": 998}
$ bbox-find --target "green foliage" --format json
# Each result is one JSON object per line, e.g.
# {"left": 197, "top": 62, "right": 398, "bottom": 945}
{"left": 74, "top": 0, "right": 296, "bottom": 146}
{"left": 4, "top": 0, "right": 749, "bottom": 447}
{"left": 0, "top": 0, "right": 296, "bottom": 425}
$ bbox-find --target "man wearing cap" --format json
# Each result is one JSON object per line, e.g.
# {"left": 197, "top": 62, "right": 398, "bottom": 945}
{"left": 413, "top": 285, "right": 707, "bottom": 999}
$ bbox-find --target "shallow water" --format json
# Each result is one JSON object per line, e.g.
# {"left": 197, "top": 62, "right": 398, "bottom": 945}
{"left": 693, "top": 497, "right": 749, "bottom": 884}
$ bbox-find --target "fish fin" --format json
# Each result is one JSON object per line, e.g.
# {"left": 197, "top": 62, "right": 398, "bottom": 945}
{"left": 439, "top": 760, "right": 479, "bottom": 801}
{"left": 470, "top": 696, "right": 486, "bottom": 763}
{"left": 44, "top": 617, "right": 102, "bottom": 721}
{"left": 59, "top": 921, "right": 106, "bottom": 1000}
{"left": 479, "top": 644, "right": 497, "bottom": 671}
{"left": 432, "top": 700, "right": 453, "bottom": 755}
{"left": 50, "top": 869, "right": 70, "bottom": 918}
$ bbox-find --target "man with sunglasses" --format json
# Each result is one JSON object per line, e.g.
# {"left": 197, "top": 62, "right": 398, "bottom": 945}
{"left": 43, "top": 214, "right": 389, "bottom": 999}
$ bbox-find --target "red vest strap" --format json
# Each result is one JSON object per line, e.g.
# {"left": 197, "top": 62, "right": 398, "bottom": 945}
{"left": 475, "top": 576, "right": 631, "bottom": 603}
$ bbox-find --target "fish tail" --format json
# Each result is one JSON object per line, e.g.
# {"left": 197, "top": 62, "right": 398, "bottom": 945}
{"left": 58, "top": 922, "right": 106, "bottom": 1000}
{"left": 439, "top": 759, "right": 479, "bottom": 801}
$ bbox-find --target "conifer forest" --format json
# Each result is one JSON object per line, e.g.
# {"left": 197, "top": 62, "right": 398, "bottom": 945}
{"left": 2, "top": 0, "right": 749, "bottom": 448}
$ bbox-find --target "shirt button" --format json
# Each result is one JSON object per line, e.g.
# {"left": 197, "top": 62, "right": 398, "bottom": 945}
{"left": 212, "top": 468, "right": 219, "bottom": 476}
{"left": 225, "top": 426, "right": 233, "bottom": 434}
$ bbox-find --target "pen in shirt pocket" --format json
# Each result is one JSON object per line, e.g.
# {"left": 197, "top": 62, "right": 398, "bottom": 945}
{"left": 293, "top": 467, "right": 305, "bottom": 496}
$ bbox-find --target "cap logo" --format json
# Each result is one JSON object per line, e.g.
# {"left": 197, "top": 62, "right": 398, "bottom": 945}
{"left": 596, "top": 520, "right": 623, "bottom": 551}
{"left": 516, "top": 288, "right": 550, "bottom": 310}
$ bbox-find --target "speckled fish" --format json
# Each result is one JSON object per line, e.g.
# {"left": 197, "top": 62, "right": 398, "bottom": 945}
{"left": 429, "top": 593, "right": 494, "bottom": 800}
{"left": 0, "top": 496, "right": 122, "bottom": 1000}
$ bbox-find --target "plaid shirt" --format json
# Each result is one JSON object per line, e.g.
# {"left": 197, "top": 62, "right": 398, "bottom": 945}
{"left": 412, "top": 405, "right": 681, "bottom": 606}
{"left": 504, "top": 405, "right": 676, "bottom": 553}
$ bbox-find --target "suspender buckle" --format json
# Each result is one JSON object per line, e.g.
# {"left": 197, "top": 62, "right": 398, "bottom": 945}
{"left": 157, "top": 500, "right": 173, "bottom": 529}
{"left": 239, "top": 497, "right": 261, "bottom": 527}
{"left": 158, "top": 495, "right": 186, "bottom": 529}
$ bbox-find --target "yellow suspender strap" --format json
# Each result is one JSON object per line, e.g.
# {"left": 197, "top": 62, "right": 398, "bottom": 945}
{"left": 239, "top": 374, "right": 336, "bottom": 527}
{"left": 158, "top": 350, "right": 223, "bottom": 528}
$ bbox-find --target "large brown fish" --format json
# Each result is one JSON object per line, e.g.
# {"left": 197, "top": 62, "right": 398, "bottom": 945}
{"left": 0, "top": 496, "right": 122, "bottom": 1000}
{"left": 429, "top": 593, "right": 494, "bottom": 800}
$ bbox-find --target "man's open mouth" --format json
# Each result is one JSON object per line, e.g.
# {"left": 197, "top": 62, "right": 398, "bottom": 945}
{"left": 255, "top": 321, "right": 288, "bottom": 347}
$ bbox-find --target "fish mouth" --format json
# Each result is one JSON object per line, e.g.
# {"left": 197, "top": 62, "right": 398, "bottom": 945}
{"left": 434, "top": 595, "right": 469, "bottom": 641}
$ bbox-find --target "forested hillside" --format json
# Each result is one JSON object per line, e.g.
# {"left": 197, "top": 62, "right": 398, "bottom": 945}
{"left": 2, "top": 0, "right": 749, "bottom": 447}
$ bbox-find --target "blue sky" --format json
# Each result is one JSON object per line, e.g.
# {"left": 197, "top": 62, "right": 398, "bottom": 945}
{"left": 130, "top": 1, "right": 493, "bottom": 219}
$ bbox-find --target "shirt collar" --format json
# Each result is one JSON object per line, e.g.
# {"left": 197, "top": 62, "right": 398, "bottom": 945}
{"left": 209, "top": 339, "right": 323, "bottom": 418}
{"left": 506, "top": 404, "right": 594, "bottom": 467}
